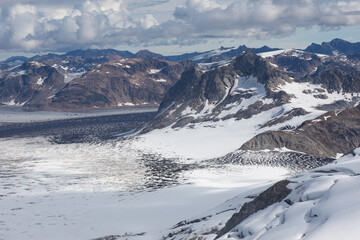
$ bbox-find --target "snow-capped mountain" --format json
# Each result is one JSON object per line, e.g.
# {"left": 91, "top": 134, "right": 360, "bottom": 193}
{"left": 2, "top": 39, "right": 359, "bottom": 111}
{"left": 163, "top": 147, "right": 360, "bottom": 240}
{"left": 136, "top": 44, "right": 360, "bottom": 160}
{"left": 143, "top": 49, "right": 292, "bottom": 131}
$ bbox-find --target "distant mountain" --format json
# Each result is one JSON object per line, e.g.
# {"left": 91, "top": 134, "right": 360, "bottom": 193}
{"left": 305, "top": 38, "right": 360, "bottom": 56}
{"left": 4, "top": 56, "right": 29, "bottom": 64}
{"left": 0, "top": 50, "right": 195, "bottom": 110}
{"left": 166, "top": 45, "right": 281, "bottom": 63}
{"left": 135, "top": 50, "right": 166, "bottom": 60}
{"left": 258, "top": 49, "right": 360, "bottom": 80}
{"left": 64, "top": 49, "right": 135, "bottom": 59}
{"left": 166, "top": 52, "right": 203, "bottom": 62}
{"left": 46, "top": 59, "right": 194, "bottom": 110}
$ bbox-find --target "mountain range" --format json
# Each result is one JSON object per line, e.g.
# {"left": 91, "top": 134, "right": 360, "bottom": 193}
{"left": 2, "top": 38, "right": 360, "bottom": 239}
{"left": 1, "top": 38, "right": 360, "bottom": 111}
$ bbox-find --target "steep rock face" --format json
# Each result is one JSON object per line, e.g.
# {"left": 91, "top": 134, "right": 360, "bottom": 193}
{"left": 143, "top": 50, "right": 292, "bottom": 131}
{"left": 241, "top": 105, "right": 360, "bottom": 158}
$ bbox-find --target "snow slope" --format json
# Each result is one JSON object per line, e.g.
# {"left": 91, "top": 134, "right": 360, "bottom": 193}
{"left": 164, "top": 148, "right": 360, "bottom": 240}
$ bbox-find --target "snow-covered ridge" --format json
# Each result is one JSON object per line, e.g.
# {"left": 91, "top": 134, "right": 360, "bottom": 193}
{"left": 191, "top": 47, "right": 236, "bottom": 61}
{"left": 258, "top": 49, "right": 290, "bottom": 58}
{"left": 258, "top": 49, "right": 330, "bottom": 59}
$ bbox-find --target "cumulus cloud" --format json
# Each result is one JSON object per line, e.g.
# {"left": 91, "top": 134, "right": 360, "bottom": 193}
{"left": 2, "top": 4, "right": 43, "bottom": 50}
{"left": 0, "top": 0, "right": 359, "bottom": 52}
{"left": 139, "top": 14, "right": 158, "bottom": 29}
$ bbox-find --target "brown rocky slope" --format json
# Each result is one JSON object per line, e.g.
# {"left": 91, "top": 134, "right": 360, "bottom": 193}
{"left": 240, "top": 105, "right": 360, "bottom": 158}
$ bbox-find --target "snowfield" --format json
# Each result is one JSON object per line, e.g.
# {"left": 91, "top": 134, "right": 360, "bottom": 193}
{"left": 0, "top": 136, "right": 290, "bottom": 240}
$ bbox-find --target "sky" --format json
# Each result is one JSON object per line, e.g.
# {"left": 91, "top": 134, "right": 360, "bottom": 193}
{"left": 0, "top": 0, "right": 360, "bottom": 60}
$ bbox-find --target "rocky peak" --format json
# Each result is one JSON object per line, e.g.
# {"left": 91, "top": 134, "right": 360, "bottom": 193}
{"left": 233, "top": 49, "right": 287, "bottom": 89}
{"left": 143, "top": 50, "right": 291, "bottom": 131}
{"left": 305, "top": 38, "right": 360, "bottom": 56}
{"left": 135, "top": 50, "right": 165, "bottom": 60}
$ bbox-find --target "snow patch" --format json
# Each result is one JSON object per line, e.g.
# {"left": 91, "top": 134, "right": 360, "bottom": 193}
{"left": 1, "top": 99, "right": 26, "bottom": 106}
{"left": 269, "top": 62, "right": 279, "bottom": 68}
{"left": 118, "top": 102, "right": 135, "bottom": 106}
{"left": 258, "top": 49, "right": 289, "bottom": 58}
{"left": 230, "top": 75, "right": 265, "bottom": 95}
{"left": 149, "top": 69, "right": 161, "bottom": 74}
{"left": 155, "top": 78, "right": 167, "bottom": 82}
{"left": 60, "top": 65, "right": 68, "bottom": 71}
{"left": 36, "top": 77, "right": 45, "bottom": 85}
{"left": 64, "top": 71, "right": 86, "bottom": 83}
{"left": 29, "top": 61, "right": 45, "bottom": 67}
{"left": 9, "top": 70, "right": 26, "bottom": 77}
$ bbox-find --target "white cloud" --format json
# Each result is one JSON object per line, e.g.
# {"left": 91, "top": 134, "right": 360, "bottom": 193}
{"left": 140, "top": 14, "right": 159, "bottom": 29}
{"left": 4, "top": 4, "right": 43, "bottom": 50}
{"left": 0, "top": 0, "right": 359, "bottom": 52}
{"left": 186, "top": 0, "right": 220, "bottom": 12}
